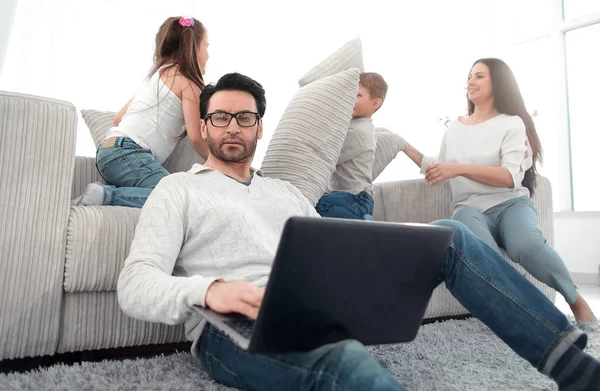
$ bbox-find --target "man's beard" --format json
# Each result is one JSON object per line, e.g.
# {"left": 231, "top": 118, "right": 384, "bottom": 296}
{"left": 206, "top": 130, "right": 258, "bottom": 163}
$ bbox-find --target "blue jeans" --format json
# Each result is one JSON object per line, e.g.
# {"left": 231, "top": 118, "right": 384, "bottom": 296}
{"left": 196, "top": 220, "right": 586, "bottom": 390}
{"left": 96, "top": 137, "right": 168, "bottom": 208}
{"left": 316, "top": 191, "right": 374, "bottom": 220}
{"left": 452, "top": 196, "right": 578, "bottom": 304}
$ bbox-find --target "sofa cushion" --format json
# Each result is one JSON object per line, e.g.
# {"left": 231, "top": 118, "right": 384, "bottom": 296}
{"left": 64, "top": 205, "right": 141, "bottom": 292}
{"left": 80, "top": 109, "right": 204, "bottom": 173}
{"left": 372, "top": 127, "right": 405, "bottom": 181}
{"left": 298, "top": 37, "right": 364, "bottom": 87}
{"left": 261, "top": 68, "right": 360, "bottom": 206}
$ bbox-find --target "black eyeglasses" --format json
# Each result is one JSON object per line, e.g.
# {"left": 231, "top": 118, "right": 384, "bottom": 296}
{"left": 205, "top": 111, "right": 260, "bottom": 128}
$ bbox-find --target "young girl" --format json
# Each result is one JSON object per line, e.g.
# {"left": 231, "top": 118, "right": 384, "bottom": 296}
{"left": 77, "top": 16, "right": 209, "bottom": 208}
{"left": 402, "top": 58, "right": 597, "bottom": 327}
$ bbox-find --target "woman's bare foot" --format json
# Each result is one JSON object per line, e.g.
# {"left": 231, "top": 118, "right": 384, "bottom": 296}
{"left": 570, "top": 293, "right": 597, "bottom": 323}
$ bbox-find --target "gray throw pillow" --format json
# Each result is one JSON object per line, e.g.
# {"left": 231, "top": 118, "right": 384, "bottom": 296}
{"left": 261, "top": 68, "right": 360, "bottom": 206}
{"left": 162, "top": 136, "right": 206, "bottom": 173}
{"left": 81, "top": 109, "right": 114, "bottom": 147}
{"left": 298, "top": 38, "right": 364, "bottom": 87}
{"left": 80, "top": 109, "right": 204, "bottom": 173}
{"left": 372, "top": 127, "right": 405, "bottom": 180}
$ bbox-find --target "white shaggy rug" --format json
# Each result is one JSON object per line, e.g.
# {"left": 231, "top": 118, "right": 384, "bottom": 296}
{"left": 1, "top": 318, "right": 598, "bottom": 391}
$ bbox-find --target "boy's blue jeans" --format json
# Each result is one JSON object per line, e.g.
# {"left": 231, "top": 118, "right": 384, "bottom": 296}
{"left": 96, "top": 137, "right": 169, "bottom": 208}
{"left": 316, "top": 191, "right": 374, "bottom": 220}
{"left": 196, "top": 220, "right": 586, "bottom": 390}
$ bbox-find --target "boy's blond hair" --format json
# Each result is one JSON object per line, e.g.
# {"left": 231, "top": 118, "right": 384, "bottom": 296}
{"left": 359, "top": 72, "right": 388, "bottom": 108}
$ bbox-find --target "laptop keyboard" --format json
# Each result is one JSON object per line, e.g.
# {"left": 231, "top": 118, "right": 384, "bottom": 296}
{"left": 224, "top": 317, "right": 255, "bottom": 339}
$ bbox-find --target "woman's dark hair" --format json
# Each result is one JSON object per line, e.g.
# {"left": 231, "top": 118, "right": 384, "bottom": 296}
{"left": 468, "top": 58, "right": 543, "bottom": 195}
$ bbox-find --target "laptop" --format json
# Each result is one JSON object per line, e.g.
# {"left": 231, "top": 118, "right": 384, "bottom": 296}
{"left": 194, "top": 216, "right": 454, "bottom": 354}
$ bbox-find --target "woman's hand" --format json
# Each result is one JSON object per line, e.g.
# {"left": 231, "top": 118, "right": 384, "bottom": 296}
{"left": 425, "top": 163, "right": 462, "bottom": 185}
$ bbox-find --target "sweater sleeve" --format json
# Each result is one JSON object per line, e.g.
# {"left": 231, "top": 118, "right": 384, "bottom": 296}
{"left": 117, "top": 177, "right": 219, "bottom": 325}
{"left": 421, "top": 131, "right": 448, "bottom": 174}
{"left": 501, "top": 119, "right": 532, "bottom": 186}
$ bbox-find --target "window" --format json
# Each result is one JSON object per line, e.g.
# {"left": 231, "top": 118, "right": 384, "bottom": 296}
{"left": 510, "top": 0, "right": 600, "bottom": 211}
{"left": 562, "top": 0, "right": 600, "bottom": 20}
{"left": 565, "top": 23, "right": 600, "bottom": 211}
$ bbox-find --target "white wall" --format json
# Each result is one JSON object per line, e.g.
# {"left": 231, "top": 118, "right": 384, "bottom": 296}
{"left": 554, "top": 213, "right": 600, "bottom": 276}
{"left": 2, "top": 0, "right": 597, "bottom": 280}
{"left": 0, "top": 0, "right": 527, "bottom": 164}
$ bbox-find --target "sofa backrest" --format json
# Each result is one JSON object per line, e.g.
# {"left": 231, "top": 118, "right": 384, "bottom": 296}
{"left": 373, "top": 176, "right": 555, "bottom": 246}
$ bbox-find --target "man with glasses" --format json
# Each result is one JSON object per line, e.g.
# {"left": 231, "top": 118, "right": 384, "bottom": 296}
{"left": 118, "top": 72, "right": 600, "bottom": 391}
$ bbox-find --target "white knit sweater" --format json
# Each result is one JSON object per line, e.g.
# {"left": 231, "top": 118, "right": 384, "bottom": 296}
{"left": 117, "top": 164, "right": 319, "bottom": 347}
{"left": 422, "top": 114, "right": 533, "bottom": 213}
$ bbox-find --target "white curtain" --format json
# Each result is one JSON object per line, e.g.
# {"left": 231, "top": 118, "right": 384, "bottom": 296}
{"left": 0, "top": 0, "right": 521, "bottom": 181}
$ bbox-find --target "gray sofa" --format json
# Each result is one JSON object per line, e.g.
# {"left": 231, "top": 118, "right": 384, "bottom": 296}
{"left": 0, "top": 91, "right": 556, "bottom": 361}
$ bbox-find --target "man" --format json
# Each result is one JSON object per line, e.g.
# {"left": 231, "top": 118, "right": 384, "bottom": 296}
{"left": 118, "top": 72, "right": 599, "bottom": 391}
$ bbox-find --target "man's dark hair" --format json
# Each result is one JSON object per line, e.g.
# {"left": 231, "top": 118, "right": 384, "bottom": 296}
{"left": 200, "top": 72, "right": 267, "bottom": 119}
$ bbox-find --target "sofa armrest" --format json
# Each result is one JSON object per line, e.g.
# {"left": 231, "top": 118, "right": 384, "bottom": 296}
{"left": 0, "top": 91, "right": 77, "bottom": 359}
{"left": 374, "top": 176, "right": 554, "bottom": 245}
{"left": 72, "top": 156, "right": 100, "bottom": 200}
{"left": 530, "top": 176, "right": 554, "bottom": 246}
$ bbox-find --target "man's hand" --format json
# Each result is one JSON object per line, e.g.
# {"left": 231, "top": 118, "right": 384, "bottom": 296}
{"left": 204, "top": 281, "right": 264, "bottom": 320}
{"left": 425, "top": 163, "right": 462, "bottom": 185}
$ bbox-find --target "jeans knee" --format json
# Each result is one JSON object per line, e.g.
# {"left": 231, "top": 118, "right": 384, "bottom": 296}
{"left": 452, "top": 207, "right": 481, "bottom": 223}
{"left": 506, "top": 238, "right": 546, "bottom": 264}
{"left": 327, "top": 340, "right": 402, "bottom": 389}
{"left": 433, "top": 219, "right": 469, "bottom": 235}
{"left": 326, "top": 340, "right": 372, "bottom": 369}
{"left": 333, "top": 340, "right": 367, "bottom": 357}
{"left": 432, "top": 219, "right": 477, "bottom": 252}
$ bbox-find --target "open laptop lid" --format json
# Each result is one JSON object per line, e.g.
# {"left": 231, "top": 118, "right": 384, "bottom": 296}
{"left": 247, "top": 216, "right": 454, "bottom": 353}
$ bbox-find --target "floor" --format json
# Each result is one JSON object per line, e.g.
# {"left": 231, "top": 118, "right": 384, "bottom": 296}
{"left": 2, "top": 285, "right": 599, "bottom": 375}
{"left": 555, "top": 284, "right": 600, "bottom": 315}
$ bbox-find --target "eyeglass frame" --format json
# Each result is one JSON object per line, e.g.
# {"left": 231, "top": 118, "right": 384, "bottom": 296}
{"left": 204, "top": 111, "right": 261, "bottom": 128}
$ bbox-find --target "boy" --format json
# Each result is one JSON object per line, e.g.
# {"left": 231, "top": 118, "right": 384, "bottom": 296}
{"left": 316, "top": 72, "right": 387, "bottom": 220}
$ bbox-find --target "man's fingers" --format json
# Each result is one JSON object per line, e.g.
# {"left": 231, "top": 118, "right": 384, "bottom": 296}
{"left": 234, "top": 302, "right": 260, "bottom": 320}
{"left": 238, "top": 283, "right": 264, "bottom": 308}
{"left": 240, "top": 294, "right": 263, "bottom": 309}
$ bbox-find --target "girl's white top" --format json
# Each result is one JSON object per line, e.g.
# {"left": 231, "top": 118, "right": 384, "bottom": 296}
{"left": 106, "top": 70, "right": 185, "bottom": 163}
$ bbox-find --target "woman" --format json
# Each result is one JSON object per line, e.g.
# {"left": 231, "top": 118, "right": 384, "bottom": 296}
{"left": 402, "top": 58, "right": 596, "bottom": 326}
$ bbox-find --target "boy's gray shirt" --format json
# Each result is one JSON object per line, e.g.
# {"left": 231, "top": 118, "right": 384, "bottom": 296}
{"left": 326, "top": 118, "right": 375, "bottom": 196}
